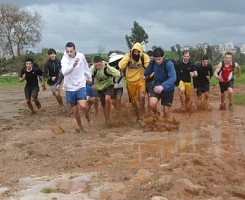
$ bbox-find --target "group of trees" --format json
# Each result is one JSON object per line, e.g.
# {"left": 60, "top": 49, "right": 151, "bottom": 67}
{"left": 0, "top": 2, "right": 43, "bottom": 73}
{"left": 0, "top": 2, "right": 244, "bottom": 75}
{"left": 124, "top": 21, "right": 245, "bottom": 65}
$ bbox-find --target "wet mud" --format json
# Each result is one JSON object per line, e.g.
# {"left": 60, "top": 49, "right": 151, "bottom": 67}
{"left": 0, "top": 85, "right": 244, "bottom": 200}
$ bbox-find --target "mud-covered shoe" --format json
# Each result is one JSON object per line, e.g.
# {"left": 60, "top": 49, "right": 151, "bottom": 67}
{"left": 85, "top": 114, "right": 92, "bottom": 124}
{"left": 228, "top": 103, "right": 233, "bottom": 112}
{"left": 86, "top": 116, "right": 93, "bottom": 124}
{"left": 180, "top": 105, "right": 185, "bottom": 112}
{"left": 30, "top": 110, "right": 36, "bottom": 115}
{"left": 136, "top": 118, "right": 143, "bottom": 125}
{"left": 105, "top": 118, "right": 110, "bottom": 125}
{"left": 59, "top": 105, "right": 67, "bottom": 113}
{"left": 219, "top": 103, "right": 226, "bottom": 110}
{"left": 35, "top": 101, "right": 41, "bottom": 109}
{"left": 76, "top": 126, "right": 84, "bottom": 133}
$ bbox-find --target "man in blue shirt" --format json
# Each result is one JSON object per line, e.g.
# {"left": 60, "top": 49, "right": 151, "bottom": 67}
{"left": 144, "top": 48, "right": 176, "bottom": 119}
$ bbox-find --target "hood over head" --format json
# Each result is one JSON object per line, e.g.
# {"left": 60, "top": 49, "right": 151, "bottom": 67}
{"left": 132, "top": 42, "right": 143, "bottom": 56}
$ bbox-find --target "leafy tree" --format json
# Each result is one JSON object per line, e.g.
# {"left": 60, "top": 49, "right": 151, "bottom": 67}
{"left": 234, "top": 46, "right": 241, "bottom": 54}
{"left": 171, "top": 46, "right": 176, "bottom": 53}
{"left": 125, "top": 21, "right": 148, "bottom": 49}
{"left": 175, "top": 44, "right": 181, "bottom": 58}
{"left": 209, "top": 45, "right": 223, "bottom": 65}
{"left": 206, "top": 45, "right": 213, "bottom": 61}
{"left": 151, "top": 45, "right": 162, "bottom": 51}
{"left": 189, "top": 48, "right": 203, "bottom": 63}
{"left": 0, "top": 2, "right": 43, "bottom": 73}
{"left": 233, "top": 47, "right": 245, "bottom": 65}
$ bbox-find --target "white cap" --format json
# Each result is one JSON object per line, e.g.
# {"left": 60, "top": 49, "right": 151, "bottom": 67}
{"left": 108, "top": 53, "right": 124, "bottom": 64}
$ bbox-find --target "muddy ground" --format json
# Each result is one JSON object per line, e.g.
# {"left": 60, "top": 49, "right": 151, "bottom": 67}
{"left": 0, "top": 84, "right": 244, "bottom": 200}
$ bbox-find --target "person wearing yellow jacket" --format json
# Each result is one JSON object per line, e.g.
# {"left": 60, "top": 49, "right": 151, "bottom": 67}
{"left": 119, "top": 42, "right": 150, "bottom": 122}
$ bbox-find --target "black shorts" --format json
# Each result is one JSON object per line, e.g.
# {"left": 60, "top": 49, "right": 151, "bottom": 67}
{"left": 24, "top": 85, "right": 39, "bottom": 100}
{"left": 98, "top": 85, "right": 114, "bottom": 107}
{"left": 219, "top": 79, "right": 234, "bottom": 93}
{"left": 112, "top": 87, "right": 123, "bottom": 100}
{"left": 196, "top": 83, "right": 210, "bottom": 96}
{"left": 150, "top": 89, "right": 174, "bottom": 106}
{"left": 145, "top": 80, "right": 153, "bottom": 94}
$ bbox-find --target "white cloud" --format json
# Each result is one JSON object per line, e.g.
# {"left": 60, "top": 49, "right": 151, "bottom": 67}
{"left": 5, "top": 0, "right": 245, "bottom": 53}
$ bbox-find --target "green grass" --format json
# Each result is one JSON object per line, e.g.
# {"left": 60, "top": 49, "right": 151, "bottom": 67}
{"left": 0, "top": 75, "right": 23, "bottom": 85}
{"left": 234, "top": 94, "right": 245, "bottom": 106}
{"left": 41, "top": 187, "right": 55, "bottom": 194}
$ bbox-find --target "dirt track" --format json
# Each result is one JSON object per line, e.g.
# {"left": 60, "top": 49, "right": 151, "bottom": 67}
{"left": 0, "top": 84, "right": 244, "bottom": 200}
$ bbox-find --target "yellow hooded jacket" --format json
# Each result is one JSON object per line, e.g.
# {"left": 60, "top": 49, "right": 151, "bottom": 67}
{"left": 118, "top": 42, "right": 150, "bottom": 83}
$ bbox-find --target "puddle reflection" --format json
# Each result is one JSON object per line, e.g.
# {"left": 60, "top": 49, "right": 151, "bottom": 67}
{"left": 129, "top": 128, "right": 244, "bottom": 166}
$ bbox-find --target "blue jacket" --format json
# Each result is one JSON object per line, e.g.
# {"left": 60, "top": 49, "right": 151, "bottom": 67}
{"left": 144, "top": 58, "right": 176, "bottom": 91}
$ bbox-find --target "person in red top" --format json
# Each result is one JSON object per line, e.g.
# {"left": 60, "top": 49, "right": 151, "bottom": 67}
{"left": 214, "top": 52, "right": 241, "bottom": 111}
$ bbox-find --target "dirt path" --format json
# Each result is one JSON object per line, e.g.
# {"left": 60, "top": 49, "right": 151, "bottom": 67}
{"left": 0, "top": 85, "right": 244, "bottom": 200}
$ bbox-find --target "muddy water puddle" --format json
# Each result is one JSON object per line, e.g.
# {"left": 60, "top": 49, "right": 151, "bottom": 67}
{"left": 1, "top": 84, "right": 245, "bottom": 199}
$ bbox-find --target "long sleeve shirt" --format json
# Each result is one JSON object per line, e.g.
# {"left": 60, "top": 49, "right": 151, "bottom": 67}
{"left": 90, "top": 63, "right": 120, "bottom": 91}
{"left": 144, "top": 58, "right": 176, "bottom": 91}
{"left": 61, "top": 51, "right": 91, "bottom": 91}
{"left": 118, "top": 42, "right": 150, "bottom": 83}
{"left": 44, "top": 58, "right": 62, "bottom": 85}
{"left": 195, "top": 63, "right": 213, "bottom": 84}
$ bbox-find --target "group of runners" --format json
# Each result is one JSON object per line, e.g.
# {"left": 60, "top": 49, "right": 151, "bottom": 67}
{"left": 19, "top": 42, "right": 241, "bottom": 132}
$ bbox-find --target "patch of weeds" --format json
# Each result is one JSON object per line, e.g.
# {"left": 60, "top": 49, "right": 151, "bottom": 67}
{"left": 41, "top": 187, "right": 55, "bottom": 194}
{"left": 233, "top": 126, "right": 240, "bottom": 134}
{"left": 69, "top": 175, "right": 78, "bottom": 179}
{"left": 97, "top": 170, "right": 105, "bottom": 182}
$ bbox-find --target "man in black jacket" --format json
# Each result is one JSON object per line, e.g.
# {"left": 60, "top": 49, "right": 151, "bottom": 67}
{"left": 193, "top": 55, "right": 213, "bottom": 102}
{"left": 44, "top": 48, "right": 63, "bottom": 106}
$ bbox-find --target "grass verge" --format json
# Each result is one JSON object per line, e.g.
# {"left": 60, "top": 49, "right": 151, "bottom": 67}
{"left": 0, "top": 75, "right": 23, "bottom": 86}
{"left": 234, "top": 94, "right": 245, "bottom": 106}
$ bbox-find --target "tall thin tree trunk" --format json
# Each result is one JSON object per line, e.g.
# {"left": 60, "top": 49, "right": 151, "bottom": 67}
{"left": 17, "top": 46, "right": 22, "bottom": 76}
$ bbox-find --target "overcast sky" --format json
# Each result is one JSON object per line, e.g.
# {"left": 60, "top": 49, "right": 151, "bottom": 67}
{"left": 4, "top": 0, "right": 245, "bottom": 54}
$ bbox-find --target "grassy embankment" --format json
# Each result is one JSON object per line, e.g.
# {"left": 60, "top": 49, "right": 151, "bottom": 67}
{"left": 0, "top": 75, "right": 24, "bottom": 86}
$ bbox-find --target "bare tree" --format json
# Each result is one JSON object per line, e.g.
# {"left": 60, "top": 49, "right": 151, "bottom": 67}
{"left": 98, "top": 44, "right": 105, "bottom": 56}
{"left": 0, "top": 2, "right": 43, "bottom": 72}
{"left": 0, "top": 3, "right": 19, "bottom": 57}
{"left": 0, "top": 34, "right": 9, "bottom": 58}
